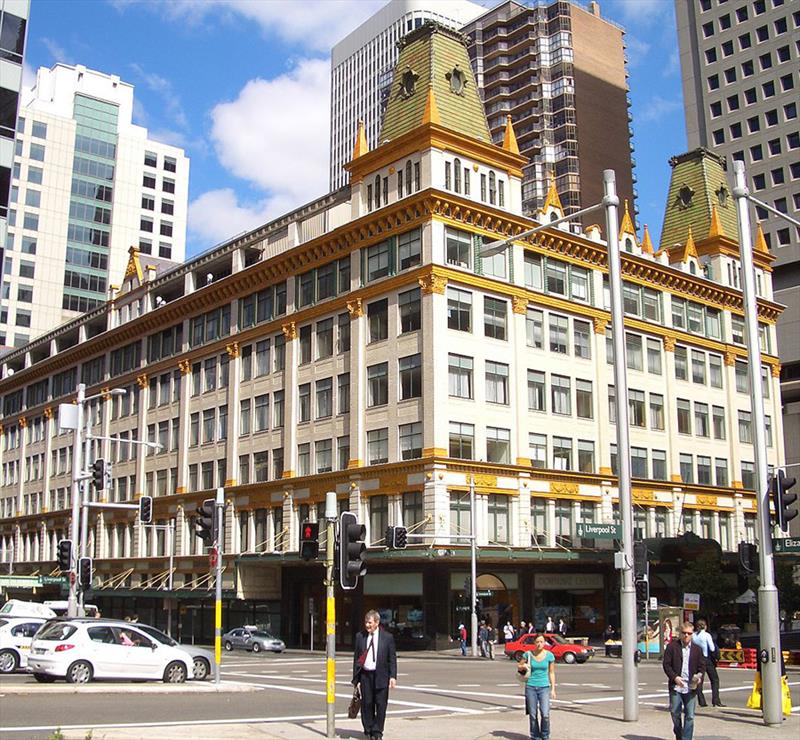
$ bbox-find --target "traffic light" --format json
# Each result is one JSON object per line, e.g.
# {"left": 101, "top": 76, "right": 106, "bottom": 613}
{"left": 139, "top": 495, "right": 153, "bottom": 524}
{"left": 300, "top": 520, "right": 319, "bottom": 561}
{"left": 394, "top": 526, "right": 408, "bottom": 549}
{"left": 633, "top": 541, "right": 648, "bottom": 579}
{"left": 57, "top": 539, "right": 72, "bottom": 571}
{"left": 91, "top": 458, "right": 106, "bottom": 490}
{"left": 738, "top": 541, "right": 757, "bottom": 574}
{"left": 195, "top": 498, "right": 215, "bottom": 545}
{"left": 635, "top": 577, "right": 649, "bottom": 603}
{"left": 79, "top": 557, "right": 93, "bottom": 588}
{"left": 339, "top": 511, "right": 366, "bottom": 590}
{"left": 104, "top": 461, "right": 113, "bottom": 492}
{"left": 771, "top": 470, "right": 798, "bottom": 532}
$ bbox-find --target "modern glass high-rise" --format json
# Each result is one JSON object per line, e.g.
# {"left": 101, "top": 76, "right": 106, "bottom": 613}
{"left": 674, "top": 0, "right": 800, "bottom": 509}
{"left": 462, "top": 0, "right": 636, "bottom": 225}
{"left": 1, "top": 64, "right": 189, "bottom": 347}
{"left": 0, "top": 0, "right": 30, "bottom": 302}
{"left": 329, "top": 0, "right": 485, "bottom": 191}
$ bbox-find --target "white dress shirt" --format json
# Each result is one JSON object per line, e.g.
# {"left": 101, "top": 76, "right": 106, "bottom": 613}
{"left": 363, "top": 629, "right": 379, "bottom": 672}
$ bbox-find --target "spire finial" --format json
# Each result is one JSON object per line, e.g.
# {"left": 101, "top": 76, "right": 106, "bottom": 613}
{"left": 641, "top": 224, "right": 654, "bottom": 255}
{"left": 708, "top": 203, "right": 724, "bottom": 238}
{"left": 352, "top": 120, "right": 368, "bottom": 160}
{"left": 540, "top": 172, "right": 563, "bottom": 214}
{"left": 754, "top": 222, "right": 769, "bottom": 253}
{"left": 502, "top": 115, "right": 519, "bottom": 154}
{"left": 422, "top": 87, "right": 440, "bottom": 125}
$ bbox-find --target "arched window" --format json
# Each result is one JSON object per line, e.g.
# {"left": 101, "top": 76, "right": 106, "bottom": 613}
{"left": 550, "top": 211, "right": 558, "bottom": 222}
{"left": 454, "top": 158, "right": 461, "bottom": 193}
{"left": 374, "top": 175, "right": 381, "bottom": 208}
{"left": 689, "top": 262, "right": 697, "bottom": 275}
{"left": 405, "top": 161, "right": 412, "bottom": 196}
{"left": 624, "top": 237, "right": 633, "bottom": 252}
{"left": 488, "top": 171, "right": 497, "bottom": 204}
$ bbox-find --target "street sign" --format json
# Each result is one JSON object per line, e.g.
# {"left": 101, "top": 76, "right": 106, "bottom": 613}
{"left": 649, "top": 597, "right": 658, "bottom": 611}
{"left": 683, "top": 592, "right": 700, "bottom": 610}
{"left": 576, "top": 522, "right": 622, "bottom": 539}
{"left": 40, "top": 576, "right": 67, "bottom": 586}
{"left": 773, "top": 537, "right": 800, "bottom": 553}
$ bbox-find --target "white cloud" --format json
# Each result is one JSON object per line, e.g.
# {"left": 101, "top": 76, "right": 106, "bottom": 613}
{"left": 120, "top": 0, "right": 383, "bottom": 53}
{"left": 41, "top": 37, "right": 70, "bottom": 64}
{"left": 624, "top": 35, "right": 651, "bottom": 67}
{"left": 129, "top": 63, "right": 189, "bottom": 131}
{"left": 188, "top": 58, "right": 331, "bottom": 246}
{"left": 636, "top": 95, "right": 683, "bottom": 123}
{"left": 608, "top": 0, "right": 671, "bottom": 26}
{"left": 21, "top": 62, "right": 36, "bottom": 93}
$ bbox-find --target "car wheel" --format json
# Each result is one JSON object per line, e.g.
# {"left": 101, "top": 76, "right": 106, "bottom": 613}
{"left": 514, "top": 651, "right": 525, "bottom": 661}
{"left": 163, "top": 661, "right": 187, "bottom": 683}
{"left": 251, "top": 642, "right": 261, "bottom": 653}
{"left": 33, "top": 673, "right": 56, "bottom": 683}
{"left": 224, "top": 641, "right": 233, "bottom": 652}
{"left": 0, "top": 649, "right": 19, "bottom": 673}
{"left": 563, "top": 652, "right": 576, "bottom": 664}
{"left": 193, "top": 657, "right": 210, "bottom": 681}
{"left": 66, "top": 660, "right": 93, "bottom": 684}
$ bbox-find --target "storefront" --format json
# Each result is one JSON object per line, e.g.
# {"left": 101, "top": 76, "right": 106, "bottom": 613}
{"left": 532, "top": 572, "right": 607, "bottom": 635}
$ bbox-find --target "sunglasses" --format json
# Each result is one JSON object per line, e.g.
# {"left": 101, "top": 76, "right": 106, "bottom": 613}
{"left": 681, "top": 631, "right": 693, "bottom": 635}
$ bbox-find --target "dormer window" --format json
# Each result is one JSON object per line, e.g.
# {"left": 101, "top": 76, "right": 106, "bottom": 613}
{"left": 624, "top": 237, "right": 634, "bottom": 252}
{"left": 445, "top": 161, "right": 452, "bottom": 190}
{"left": 716, "top": 185, "right": 729, "bottom": 207}
{"left": 399, "top": 68, "right": 418, "bottom": 99}
{"left": 405, "top": 161, "right": 412, "bottom": 195}
{"left": 489, "top": 171, "right": 497, "bottom": 205}
{"left": 374, "top": 175, "right": 381, "bottom": 208}
{"left": 447, "top": 66, "right": 466, "bottom": 96}
{"left": 677, "top": 184, "right": 694, "bottom": 209}
{"left": 454, "top": 159, "right": 462, "bottom": 193}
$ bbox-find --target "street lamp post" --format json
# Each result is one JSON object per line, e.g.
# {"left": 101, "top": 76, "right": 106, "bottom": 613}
{"left": 731, "top": 159, "right": 797, "bottom": 726}
{"left": 482, "top": 170, "right": 638, "bottom": 719}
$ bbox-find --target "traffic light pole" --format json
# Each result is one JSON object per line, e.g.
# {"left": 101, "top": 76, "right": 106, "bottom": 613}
{"left": 325, "top": 491, "right": 337, "bottom": 739}
{"left": 79, "top": 406, "right": 92, "bottom": 611}
{"left": 732, "top": 161, "right": 782, "bottom": 726}
{"left": 67, "top": 384, "right": 86, "bottom": 618}
{"left": 214, "top": 486, "right": 224, "bottom": 685}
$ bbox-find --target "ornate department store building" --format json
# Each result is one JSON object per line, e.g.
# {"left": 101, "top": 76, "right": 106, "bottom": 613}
{"left": 0, "top": 24, "right": 786, "bottom": 649}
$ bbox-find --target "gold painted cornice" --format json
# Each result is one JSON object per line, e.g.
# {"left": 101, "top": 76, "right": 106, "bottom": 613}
{"left": 178, "top": 359, "right": 191, "bottom": 375}
{"left": 136, "top": 374, "right": 148, "bottom": 389}
{"left": 281, "top": 323, "right": 297, "bottom": 341}
{"left": 418, "top": 274, "right": 447, "bottom": 295}
{"left": 347, "top": 298, "right": 364, "bottom": 318}
{"left": 225, "top": 342, "right": 240, "bottom": 359}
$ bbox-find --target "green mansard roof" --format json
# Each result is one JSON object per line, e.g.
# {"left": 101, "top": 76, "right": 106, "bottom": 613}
{"left": 659, "top": 148, "right": 740, "bottom": 251}
{"left": 379, "top": 22, "right": 492, "bottom": 146}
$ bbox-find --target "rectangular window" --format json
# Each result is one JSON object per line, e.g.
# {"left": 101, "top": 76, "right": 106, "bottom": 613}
{"left": 551, "top": 374, "right": 571, "bottom": 416}
{"left": 398, "top": 288, "right": 421, "bottom": 333}
{"left": 366, "top": 239, "right": 391, "bottom": 282}
{"left": 445, "top": 228, "right": 471, "bottom": 268}
{"left": 483, "top": 297, "right": 507, "bottom": 340}
{"left": 647, "top": 339, "right": 662, "bottom": 374}
{"left": 527, "top": 370, "right": 546, "bottom": 411}
{"left": 316, "top": 378, "right": 333, "bottom": 418}
{"left": 549, "top": 314, "right": 568, "bottom": 353}
{"left": 652, "top": 450, "right": 667, "bottom": 480}
{"left": 338, "top": 373, "right": 350, "bottom": 414}
{"left": 255, "top": 394, "right": 269, "bottom": 432}
{"left": 631, "top": 447, "right": 648, "bottom": 478}
{"left": 695, "top": 402, "right": 710, "bottom": 437}
{"left": 399, "top": 354, "right": 422, "bottom": 400}
{"left": 486, "top": 427, "right": 511, "bottom": 464}
{"left": 449, "top": 421, "right": 474, "bottom": 460}
{"left": 674, "top": 346, "right": 688, "bottom": 380}
{"left": 397, "top": 229, "right": 421, "bottom": 271}
{"left": 298, "top": 383, "right": 311, "bottom": 422}
{"left": 576, "top": 379, "right": 593, "bottom": 419}
{"left": 629, "top": 389, "right": 646, "bottom": 427}
{"left": 529, "top": 433, "right": 547, "bottom": 469}
{"left": 577, "top": 440, "right": 595, "bottom": 473}
{"left": 299, "top": 324, "right": 312, "bottom": 364}
{"left": 315, "top": 439, "right": 333, "bottom": 473}
{"left": 573, "top": 320, "right": 591, "bottom": 359}
{"left": 715, "top": 458, "right": 728, "bottom": 487}
{"left": 367, "top": 363, "right": 389, "bottom": 407}
{"left": 399, "top": 422, "right": 422, "bottom": 460}
{"left": 368, "top": 298, "right": 388, "bottom": 342}
{"left": 697, "top": 456, "right": 712, "bottom": 485}
{"left": 738, "top": 410, "right": 752, "bottom": 443}
{"left": 552, "top": 436, "right": 572, "bottom": 470}
{"left": 240, "top": 399, "right": 251, "bottom": 436}
{"left": 709, "top": 354, "right": 723, "bottom": 388}
{"left": 677, "top": 399, "right": 692, "bottom": 434}
{"left": 712, "top": 405, "right": 726, "bottom": 439}
{"left": 691, "top": 350, "right": 706, "bottom": 384}
{"left": 297, "top": 443, "right": 310, "bottom": 476}
{"left": 447, "top": 288, "right": 472, "bottom": 332}
{"left": 526, "top": 308, "right": 544, "bottom": 348}
{"left": 338, "top": 313, "right": 350, "bottom": 353}
{"left": 680, "top": 453, "right": 694, "bottom": 483}
{"left": 626, "top": 333, "right": 643, "bottom": 371}
{"left": 316, "top": 318, "right": 334, "bottom": 359}
{"left": 367, "top": 428, "right": 389, "bottom": 465}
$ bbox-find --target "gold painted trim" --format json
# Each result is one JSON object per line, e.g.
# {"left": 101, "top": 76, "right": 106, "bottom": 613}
{"left": 423, "top": 447, "right": 447, "bottom": 457}
{"left": 347, "top": 459, "right": 364, "bottom": 469}
{"left": 281, "top": 322, "right": 297, "bottom": 341}
{"left": 281, "top": 470, "right": 295, "bottom": 479}
{"left": 670, "top": 474, "right": 682, "bottom": 483}
{"left": 225, "top": 342, "right": 240, "bottom": 359}
{"left": 175, "top": 487, "right": 186, "bottom": 494}
{"left": 347, "top": 298, "right": 364, "bottom": 317}
{"left": 418, "top": 274, "right": 447, "bottom": 295}
{"left": 516, "top": 457, "right": 532, "bottom": 466}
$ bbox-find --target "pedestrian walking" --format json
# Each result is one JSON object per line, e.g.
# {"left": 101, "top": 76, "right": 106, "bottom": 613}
{"left": 517, "top": 634, "right": 556, "bottom": 740}
{"left": 352, "top": 609, "right": 397, "bottom": 740}
{"left": 458, "top": 623, "right": 467, "bottom": 656}
{"left": 504, "top": 621, "right": 515, "bottom": 644}
{"left": 692, "top": 619, "right": 723, "bottom": 707}
{"left": 486, "top": 622, "right": 496, "bottom": 660}
{"left": 545, "top": 615, "right": 555, "bottom": 633}
{"left": 662, "top": 621, "right": 705, "bottom": 740}
{"left": 558, "top": 618, "right": 567, "bottom": 637}
{"left": 478, "top": 621, "right": 489, "bottom": 658}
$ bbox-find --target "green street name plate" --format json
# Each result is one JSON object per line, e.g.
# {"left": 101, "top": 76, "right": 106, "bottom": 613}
{"left": 773, "top": 538, "right": 800, "bottom": 553}
{"left": 576, "top": 522, "right": 621, "bottom": 539}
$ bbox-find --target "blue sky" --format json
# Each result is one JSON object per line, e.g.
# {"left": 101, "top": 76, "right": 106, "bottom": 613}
{"left": 25, "top": 0, "right": 686, "bottom": 258}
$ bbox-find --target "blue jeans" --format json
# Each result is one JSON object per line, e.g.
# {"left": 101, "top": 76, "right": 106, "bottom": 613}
{"left": 525, "top": 685, "right": 551, "bottom": 740}
{"left": 460, "top": 638, "right": 467, "bottom": 656}
{"left": 669, "top": 690, "right": 697, "bottom": 740}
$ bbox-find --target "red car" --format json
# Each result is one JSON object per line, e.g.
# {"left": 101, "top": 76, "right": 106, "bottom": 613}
{"left": 504, "top": 632, "right": 595, "bottom": 664}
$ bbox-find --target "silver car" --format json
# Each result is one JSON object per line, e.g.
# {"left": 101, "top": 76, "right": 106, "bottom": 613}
{"left": 222, "top": 627, "right": 285, "bottom": 654}
{"left": 135, "top": 624, "right": 214, "bottom": 680}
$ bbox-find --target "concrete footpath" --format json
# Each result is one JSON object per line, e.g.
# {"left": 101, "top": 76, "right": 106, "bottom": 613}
{"left": 57, "top": 703, "right": 799, "bottom": 740}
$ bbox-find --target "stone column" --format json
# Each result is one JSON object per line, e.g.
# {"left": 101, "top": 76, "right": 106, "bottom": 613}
{"left": 134, "top": 373, "right": 149, "bottom": 498}
{"left": 16, "top": 417, "right": 27, "bottom": 516}
{"left": 516, "top": 474, "right": 532, "bottom": 548}
{"left": 418, "top": 275, "right": 448, "bottom": 458}
{"left": 281, "top": 323, "right": 298, "bottom": 478}
{"left": 593, "top": 318, "right": 611, "bottom": 474}
{"left": 511, "top": 296, "right": 530, "bottom": 464}
{"left": 347, "top": 300, "right": 366, "bottom": 467}
{"left": 175, "top": 360, "right": 192, "bottom": 493}
{"left": 723, "top": 351, "right": 743, "bottom": 488}
{"left": 545, "top": 498, "right": 556, "bottom": 548}
{"left": 41, "top": 408, "right": 55, "bottom": 512}
{"left": 225, "top": 342, "right": 241, "bottom": 486}
{"left": 662, "top": 337, "right": 681, "bottom": 482}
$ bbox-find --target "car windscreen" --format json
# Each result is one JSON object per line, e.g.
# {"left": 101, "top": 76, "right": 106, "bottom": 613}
{"left": 549, "top": 634, "right": 567, "bottom": 644}
{"left": 138, "top": 625, "right": 177, "bottom": 646}
{"left": 36, "top": 622, "right": 77, "bottom": 641}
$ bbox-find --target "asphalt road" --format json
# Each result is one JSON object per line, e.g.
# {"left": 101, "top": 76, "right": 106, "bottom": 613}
{"left": 1, "top": 651, "right": 798, "bottom": 739}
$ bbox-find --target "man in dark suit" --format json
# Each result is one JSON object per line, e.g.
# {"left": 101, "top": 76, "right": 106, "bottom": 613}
{"left": 662, "top": 620, "right": 706, "bottom": 740}
{"left": 352, "top": 609, "right": 397, "bottom": 740}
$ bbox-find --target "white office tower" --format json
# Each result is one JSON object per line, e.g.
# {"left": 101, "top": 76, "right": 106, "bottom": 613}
{"left": 329, "top": 0, "right": 484, "bottom": 190}
{"left": 2, "top": 64, "right": 189, "bottom": 347}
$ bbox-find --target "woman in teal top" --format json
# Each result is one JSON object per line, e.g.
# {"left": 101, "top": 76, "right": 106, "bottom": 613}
{"left": 519, "top": 634, "right": 557, "bottom": 740}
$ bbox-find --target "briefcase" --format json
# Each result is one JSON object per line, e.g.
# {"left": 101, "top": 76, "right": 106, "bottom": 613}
{"left": 348, "top": 683, "right": 362, "bottom": 718}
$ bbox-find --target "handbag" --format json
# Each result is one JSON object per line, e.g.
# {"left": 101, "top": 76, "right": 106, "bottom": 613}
{"left": 348, "top": 683, "right": 362, "bottom": 719}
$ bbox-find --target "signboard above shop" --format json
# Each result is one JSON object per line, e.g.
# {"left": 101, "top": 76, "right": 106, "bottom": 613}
{"left": 576, "top": 523, "right": 621, "bottom": 540}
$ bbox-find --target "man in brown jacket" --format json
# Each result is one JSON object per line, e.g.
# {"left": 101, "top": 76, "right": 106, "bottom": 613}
{"left": 662, "top": 621, "right": 706, "bottom": 740}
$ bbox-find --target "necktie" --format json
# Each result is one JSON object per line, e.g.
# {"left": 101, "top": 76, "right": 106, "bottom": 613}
{"left": 368, "top": 635, "right": 375, "bottom": 661}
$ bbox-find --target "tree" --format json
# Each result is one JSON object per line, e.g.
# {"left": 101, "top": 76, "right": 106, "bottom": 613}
{"left": 679, "top": 557, "right": 738, "bottom": 623}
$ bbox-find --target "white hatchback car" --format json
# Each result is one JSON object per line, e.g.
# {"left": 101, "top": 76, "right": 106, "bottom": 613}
{"left": 27, "top": 619, "right": 192, "bottom": 684}
{"left": 0, "top": 616, "right": 47, "bottom": 673}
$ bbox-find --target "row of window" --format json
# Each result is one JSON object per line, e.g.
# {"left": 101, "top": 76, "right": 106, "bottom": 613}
{"left": 443, "top": 159, "right": 506, "bottom": 208}
{"left": 365, "top": 159, "right": 421, "bottom": 212}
